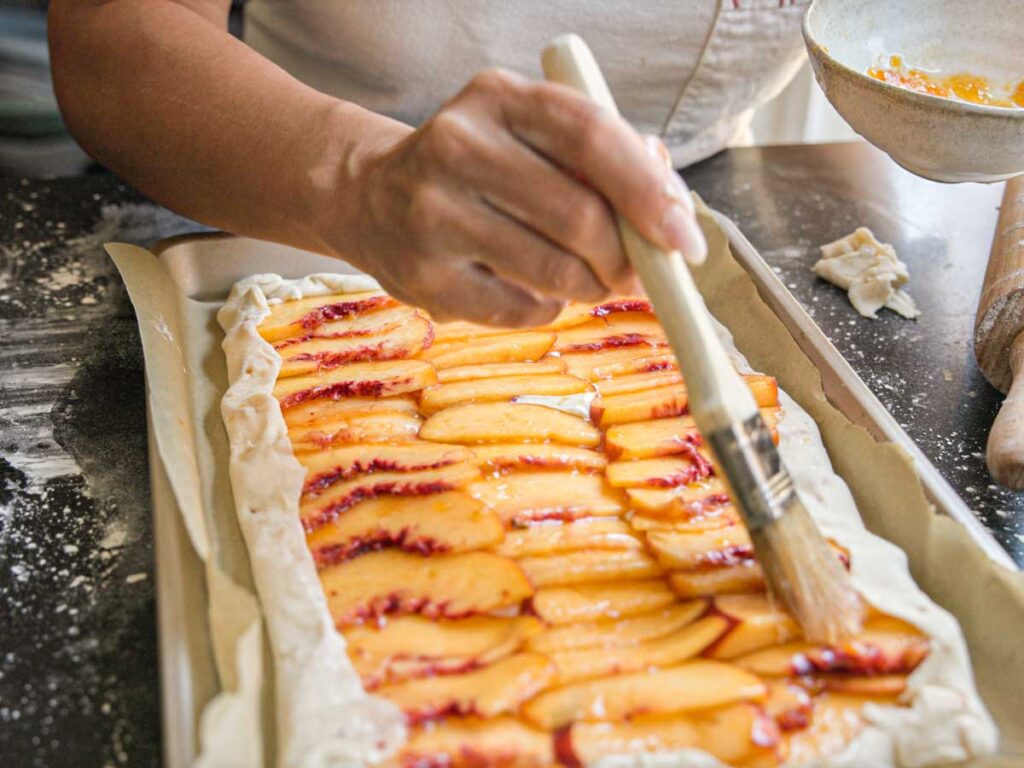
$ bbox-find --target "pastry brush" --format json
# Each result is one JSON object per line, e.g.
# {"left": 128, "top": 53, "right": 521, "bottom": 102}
{"left": 541, "top": 34, "right": 863, "bottom": 643}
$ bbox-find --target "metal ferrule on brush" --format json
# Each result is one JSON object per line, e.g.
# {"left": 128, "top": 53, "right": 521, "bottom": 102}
{"left": 706, "top": 412, "right": 796, "bottom": 532}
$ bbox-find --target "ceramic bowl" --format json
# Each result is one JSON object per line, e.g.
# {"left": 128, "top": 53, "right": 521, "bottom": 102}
{"left": 803, "top": 0, "right": 1024, "bottom": 183}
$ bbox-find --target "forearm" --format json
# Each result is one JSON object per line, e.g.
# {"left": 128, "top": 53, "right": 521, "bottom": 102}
{"left": 48, "top": 0, "right": 410, "bottom": 259}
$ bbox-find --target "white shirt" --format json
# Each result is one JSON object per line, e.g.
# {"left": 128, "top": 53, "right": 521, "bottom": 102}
{"left": 245, "top": 0, "right": 809, "bottom": 167}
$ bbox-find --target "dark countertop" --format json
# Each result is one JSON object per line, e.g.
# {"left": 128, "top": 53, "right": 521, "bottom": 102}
{"left": 0, "top": 143, "right": 1021, "bottom": 766}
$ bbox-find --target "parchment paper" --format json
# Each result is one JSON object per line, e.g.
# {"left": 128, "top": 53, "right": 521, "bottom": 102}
{"left": 107, "top": 203, "right": 1024, "bottom": 767}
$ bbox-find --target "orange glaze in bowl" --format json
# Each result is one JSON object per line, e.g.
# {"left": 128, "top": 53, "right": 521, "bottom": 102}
{"left": 868, "top": 55, "right": 1024, "bottom": 108}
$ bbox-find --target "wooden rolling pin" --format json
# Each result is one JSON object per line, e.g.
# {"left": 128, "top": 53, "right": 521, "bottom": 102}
{"left": 974, "top": 175, "right": 1024, "bottom": 489}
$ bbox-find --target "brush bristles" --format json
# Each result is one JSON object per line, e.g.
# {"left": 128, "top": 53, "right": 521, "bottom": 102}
{"left": 750, "top": 499, "right": 864, "bottom": 644}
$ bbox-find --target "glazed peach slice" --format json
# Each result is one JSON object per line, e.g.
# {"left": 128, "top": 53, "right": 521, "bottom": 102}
{"left": 606, "top": 454, "right": 714, "bottom": 489}
{"left": 629, "top": 506, "right": 742, "bottom": 533}
{"left": 469, "top": 443, "right": 606, "bottom": 474}
{"left": 646, "top": 524, "right": 755, "bottom": 570}
{"left": 258, "top": 291, "right": 395, "bottom": 342}
{"left": 300, "top": 462, "right": 481, "bottom": 531}
{"left": 288, "top": 411, "right": 423, "bottom": 452}
{"left": 707, "top": 593, "right": 802, "bottom": 660}
{"left": 470, "top": 472, "right": 624, "bottom": 526}
{"left": 531, "top": 579, "right": 677, "bottom": 625}
{"left": 275, "top": 359, "right": 437, "bottom": 409}
{"left": 552, "top": 314, "right": 666, "bottom": 353}
{"left": 810, "top": 674, "right": 910, "bottom": 696}
{"left": 560, "top": 347, "right": 677, "bottom": 381}
{"left": 592, "top": 374, "right": 778, "bottom": 427}
{"left": 562, "top": 703, "right": 780, "bottom": 768}
{"left": 436, "top": 358, "right": 565, "bottom": 383}
{"left": 606, "top": 407, "right": 781, "bottom": 460}
{"left": 375, "top": 652, "right": 553, "bottom": 724}
{"left": 763, "top": 680, "right": 813, "bottom": 732}
{"left": 276, "top": 315, "right": 432, "bottom": 377}
{"left": 540, "top": 297, "right": 654, "bottom": 331}
{"left": 420, "top": 374, "right": 589, "bottom": 415}
{"left": 419, "top": 331, "right": 555, "bottom": 369}
{"left": 549, "top": 615, "right": 730, "bottom": 685}
{"left": 494, "top": 519, "right": 641, "bottom": 558}
{"left": 305, "top": 491, "right": 502, "bottom": 567}
{"left": 282, "top": 394, "right": 419, "bottom": 428}
{"left": 518, "top": 548, "right": 663, "bottom": 588}
{"left": 593, "top": 369, "right": 684, "bottom": 397}
{"left": 299, "top": 442, "right": 472, "bottom": 496}
{"left": 322, "top": 550, "right": 532, "bottom": 625}
{"left": 625, "top": 478, "right": 731, "bottom": 517}
{"left": 431, "top": 319, "right": 505, "bottom": 344}
{"left": 419, "top": 403, "right": 600, "bottom": 447}
{"left": 522, "top": 659, "right": 766, "bottom": 729}
{"left": 394, "top": 717, "right": 553, "bottom": 768}
{"left": 528, "top": 599, "right": 706, "bottom": 653}
{"left": 783, "top": 693, "right": 883, "bottom": 765}
{"left": 669, "top": 561, "right": 767, "bottom": 598}
{"left": 343, "top": 614, "right": 542, "bottom": 688}
{"left": 733, "top": 616, "right": 929, "bottom": 677}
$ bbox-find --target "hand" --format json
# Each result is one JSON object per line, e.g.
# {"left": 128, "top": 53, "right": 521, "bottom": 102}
{"left": 346, "top": 69, "right": 707, "bottom": 326}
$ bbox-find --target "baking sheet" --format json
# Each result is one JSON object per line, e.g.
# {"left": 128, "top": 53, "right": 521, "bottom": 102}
{"left": 107, "top": 205, "right": 1024, "bottom": 767}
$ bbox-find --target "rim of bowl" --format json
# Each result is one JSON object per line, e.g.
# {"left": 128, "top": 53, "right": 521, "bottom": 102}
{"left": 802, "top": 0, "right": 1024, "bottom": 121}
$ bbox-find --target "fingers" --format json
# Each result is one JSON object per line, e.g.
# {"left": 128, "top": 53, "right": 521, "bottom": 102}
{"left": 428, "top": 260, "right": 564, "bottom": 327}
{"left": 499, "top": 80, "right": 707, "bottom": 266}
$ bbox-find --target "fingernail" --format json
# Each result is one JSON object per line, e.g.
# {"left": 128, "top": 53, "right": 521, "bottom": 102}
{"left": 664, "top": 171, "right": 695, "bottom": 215}
{"left": 662, "top": 204, "right": 708, "bottom": 266}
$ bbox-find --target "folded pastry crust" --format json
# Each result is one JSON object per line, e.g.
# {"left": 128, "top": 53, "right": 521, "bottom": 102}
{"left": 218, "top": 273, "right": 996, "bottom": 768}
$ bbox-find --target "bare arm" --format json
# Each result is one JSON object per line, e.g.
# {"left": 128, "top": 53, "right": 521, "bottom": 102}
{"left": 50, "top": 0, "right": 705, "bottom": 325}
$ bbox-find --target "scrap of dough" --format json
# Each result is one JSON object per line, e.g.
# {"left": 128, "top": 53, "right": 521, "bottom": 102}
{"left": 813, "top": 227, "right": 921, "bottom": 319}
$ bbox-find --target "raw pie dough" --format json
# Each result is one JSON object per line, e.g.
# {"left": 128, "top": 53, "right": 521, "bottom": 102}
{"left": 812, "top": 228, "right": 921, "bottom": 320}
{"left": 217, "top": 274, "right": 995, "bottom": 768}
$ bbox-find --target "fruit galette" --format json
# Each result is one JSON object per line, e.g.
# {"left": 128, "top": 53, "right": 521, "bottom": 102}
{"left": 218, "top": 274, "right": 996, "bottom": 768}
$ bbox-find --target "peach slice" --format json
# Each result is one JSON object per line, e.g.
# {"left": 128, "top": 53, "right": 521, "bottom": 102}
{"left": 708, "top": 593, "right": 802, "bottom": 660}
{"left": 606, "top": 408, "right": 780, "bottom": 460}
{"left": 783, "top": 694, "right": 881, "bottom": 765}
{"left": 276, "top": 315, "right": 432, "bottom": 377}
{"left": 288, "top": 411, "right": 423, "bottom": 452}
{"left": 593, "top": 369, "right": 684, "bottom": 397}
{"left": 540, "top": 297, "right": 654, "bottom": 332}
{"left": 528, "top": 599, "right": 707, "bottom": 653}
{"left": 259, "top": 291, "right": 395, "bottom": 342}
{"left": 645, "top": 525, "right": 755, "bottom": 570}
{"left": 552, "top": 314, "right": 667, "bottom": 353}
{"left": 394, "top": 716, "right": 553, "bottom": 768}
{"left": 560, "top": 348, "right": 677, "bottom": 381}
{"left": 518, "top": 548, "right": 663, "bottom": 588}
{"left": 437, "top": 359, "right": 565, "bottom": 383}
{"left": 625, "top": 478, "right": 731, "bottom": 516}
{"left": 763, "top": 680, "right": 813, "bottom": 732}
{"left": 420, "top": 374, "right": 589, "bottom": 415}
{"left": 733, "top": 617, "right": 930, "bottom": 677}
{"left": 432, "top": 319, "right": 506, "bottom": 344}
{"left": 375, "top": 652, "right": 553, "bottom": 724}
{"left": 305, "top": 491, "right": 503, "bottom": 567}
{"left": 563, "top": 703, "right": 779, "bottom": 768}
{"left": 469, "top": 472, "right": 624, "bottom": 525}
{"left": 322, "top": 550, "right": 532, "bottom": 625}
{"left": 549, "top": 615, "right": 730, "bottom": 685}
{"left": 420, "top": 331, "right": 555, "bottom": 369}
{"left": 810, "top": 674, "right": 909, "bottom": 696}
{"left": 282, "top": 394, "right": 419, "bottom": 428}
{"left": 530, "top": 580, "right": 677, "bottom": 625}
{"left": 592, "top": 375, "right": 777, "bottom": 428}
{"left": 522, "top": 659, "right": 767, "bottom": 729}
{"left": 669, "top": 561, "right": 767, "bottom": 598}
{"left": 629, "top": 506, "right": 741, "bottom": 533}
{"left": 494, "top": 518, "right": 640, "bottom": 558}
{"left": 469, "top": 443, "right": 606, "bottom": 474}
{"left": 300, "top": 462, "right": 481, "bottom": 531}
{"left": 419, "top": 403, "right": 600, "bottom": 447}
{"left": 606, "top": 454, "right": 713, "bottom": 489}
{"left": 299, "top": 442, "right": 472, "bottom": 495}
{"left": 275, "top": 359, "right": 437, "bottom": 409}
{"left": 344, "top": 614, "right": 542, "bottom": 688}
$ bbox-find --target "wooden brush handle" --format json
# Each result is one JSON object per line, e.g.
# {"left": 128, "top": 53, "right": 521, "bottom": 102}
{"left": 541, "top": 34, "right": 758, "bottom": 432}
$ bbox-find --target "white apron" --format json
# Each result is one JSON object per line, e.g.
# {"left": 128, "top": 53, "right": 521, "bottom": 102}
{"left": 245, "top": 0, "right": 809, "bottom": 167}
